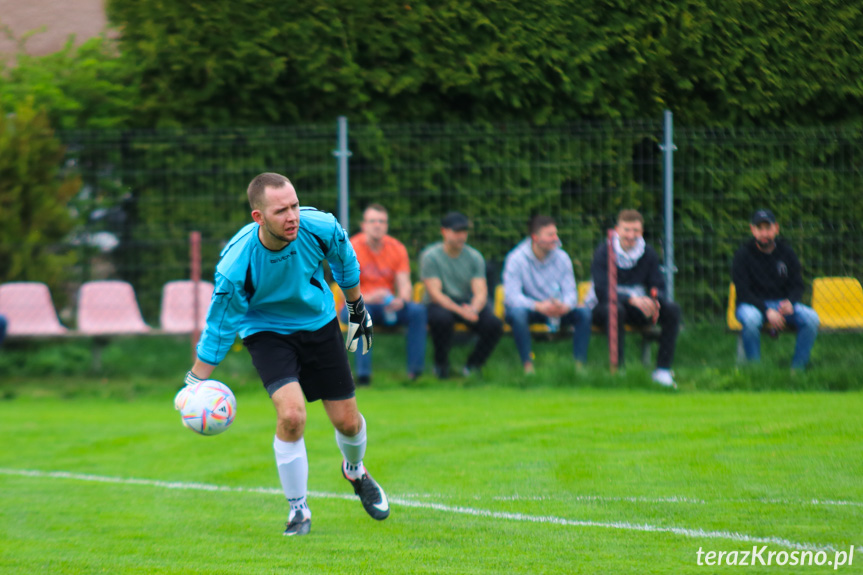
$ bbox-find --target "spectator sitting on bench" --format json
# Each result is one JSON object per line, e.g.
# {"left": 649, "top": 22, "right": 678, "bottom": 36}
{"left": 584, "top": 209, "right": 681, "bottom": 387}
{"left": 502, "top": 215, "right": 592, "bottom": 375}
{"left": 732, "top": 208, "right": 819, "bottom": 371}
{"left": 420, "top": 211, "right": 503, "bottom": 379}
{"left": 344, "top": 203, "right": 427, "bottom": 384}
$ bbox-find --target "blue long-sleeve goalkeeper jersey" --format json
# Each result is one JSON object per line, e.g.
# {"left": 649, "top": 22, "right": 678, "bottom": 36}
{"left": 196, "top": 208, "right": 359, "bottom": 365}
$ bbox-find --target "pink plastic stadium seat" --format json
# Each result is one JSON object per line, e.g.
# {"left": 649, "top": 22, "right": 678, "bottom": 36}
{"left": 77, "top": 280, "right": 151, "bottom": 335}
{"left": 159, "top": 280, "right": 214, "bottom": 333}
{"left": 0, "top": 282, "right": 68, "bottom": 336}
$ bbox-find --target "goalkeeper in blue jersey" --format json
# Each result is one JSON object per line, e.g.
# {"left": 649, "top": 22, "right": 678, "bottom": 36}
{"left": 177, "top": 172, "right": 388, "bottom": 536}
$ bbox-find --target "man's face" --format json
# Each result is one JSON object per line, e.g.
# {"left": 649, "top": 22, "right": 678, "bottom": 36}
{"left": 253, "top": 183, "right": 300, "bottom": 245}
{"left": 361, "top": 208, "right": 388, "bottom": 242}
{"left": 441, "top": 227, "right": 468, "bottom": 251}
{"left": 532, "top": 224, "right": 559, "bottom": 255}
{"left": 615, "top": 219, "right": 643, "bottom": 251}
{"left": 750, "top": 222, "right": 779, "bottom": 250}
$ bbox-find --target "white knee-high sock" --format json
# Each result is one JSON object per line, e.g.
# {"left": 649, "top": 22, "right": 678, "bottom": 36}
{"left": 335, "top": 414, "right": 367, "bottom": 479}
{"left": 273, "top": 435, "right": 309, "bottom": 519}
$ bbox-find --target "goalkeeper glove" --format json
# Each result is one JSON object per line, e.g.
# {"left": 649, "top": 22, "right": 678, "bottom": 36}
{"left": 345, "top": 295, "right": 374, "bottom": 354}
{"left": 174, "top": 370, "right": 202, "bottom": 410}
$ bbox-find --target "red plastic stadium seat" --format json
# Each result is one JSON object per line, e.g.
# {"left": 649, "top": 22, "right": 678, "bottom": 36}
{"left": 77, "top": 280, "right": 151, "bottom": 335}
{"left": 159, "top": 280, "right": 214, "bottom": 333}
{"left": 0, "top": 282, "right": 68, "bottom": 336}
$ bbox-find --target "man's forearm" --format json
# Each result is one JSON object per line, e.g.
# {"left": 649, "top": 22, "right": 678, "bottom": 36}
{"left": 343, "top": 284, "right": 363, "bottom": 302}
{"left": 190, "top": 359, "right": 217, "bottom": 380}
{"left": 395, "top": 273, "right": 413, "bottom": 303}
{"left": 436, "top": 293, "right": 463, "bottom": 313}
{"left": 470, "top": 294, "right": 487, "bottom": 312}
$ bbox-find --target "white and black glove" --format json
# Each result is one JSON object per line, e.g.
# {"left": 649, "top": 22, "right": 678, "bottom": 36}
{"left": 174, "top": 370, "right": 202, "bottom": 410}
{"left": 345, "top": 295, "right": 374, "bottom": 354}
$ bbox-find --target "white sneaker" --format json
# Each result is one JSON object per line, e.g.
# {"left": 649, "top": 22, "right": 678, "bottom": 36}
{"left": 651, "top": 369, "right": 677, "bottom": 388}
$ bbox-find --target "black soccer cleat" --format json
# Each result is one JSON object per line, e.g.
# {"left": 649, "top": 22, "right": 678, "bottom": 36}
{"left": 283, "top": 511, "right": 311, "bottom": 536}
{"left": 342, "top": 463, "right": 390, "bottom": 520}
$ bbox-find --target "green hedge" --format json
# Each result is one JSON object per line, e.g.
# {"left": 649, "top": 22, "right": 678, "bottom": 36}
{"left": 105, "top": 0, "right": 863, "bottom": 127}
{"left": 0, "top": 36, "right": 136, "bottom": 129}
{"left": 5, "top": 1, "right": 863, "bottom": 131}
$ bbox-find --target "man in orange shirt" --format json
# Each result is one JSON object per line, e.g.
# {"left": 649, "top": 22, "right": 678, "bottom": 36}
{"left": 345, "top": 204, "right": 427, "bottom": 383}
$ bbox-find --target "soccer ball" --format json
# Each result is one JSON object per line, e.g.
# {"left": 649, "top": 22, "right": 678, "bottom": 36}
{"left": 176, "top": 380, "right": 236, "bottom": 436}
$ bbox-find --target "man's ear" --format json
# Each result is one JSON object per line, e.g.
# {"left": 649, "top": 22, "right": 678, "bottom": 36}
{"left": 251, "top": 209, "right": 263, "bottom": 225}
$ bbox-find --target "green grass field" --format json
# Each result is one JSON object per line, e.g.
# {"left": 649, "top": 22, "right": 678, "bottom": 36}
{"left": 1, "top": 328, "right": 862, "bottom": 574}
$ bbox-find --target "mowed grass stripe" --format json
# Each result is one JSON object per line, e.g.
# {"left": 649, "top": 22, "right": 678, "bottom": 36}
{"left": 0, "top": 468, "right": 843, "bottom": 552}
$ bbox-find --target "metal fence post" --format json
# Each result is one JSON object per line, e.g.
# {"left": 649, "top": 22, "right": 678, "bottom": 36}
{"left": 333, "top": 116, "right": 352, "bottom": 231}
{"left": 190, "top": 231, "right": 201, "bottom": 361}
{"left": 660, "top": 109, "right": 677, "bottom": 301}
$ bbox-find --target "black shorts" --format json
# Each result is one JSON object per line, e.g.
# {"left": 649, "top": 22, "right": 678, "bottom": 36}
{"left": 243, "top": 318, "right": 355, "bottom": 402}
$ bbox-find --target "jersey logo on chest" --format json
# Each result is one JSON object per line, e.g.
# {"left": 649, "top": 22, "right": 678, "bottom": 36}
{"left": 270, "top": 250, "right": 297, "bottom": 264}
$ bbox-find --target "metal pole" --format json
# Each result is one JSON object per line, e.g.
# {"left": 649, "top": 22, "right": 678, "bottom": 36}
{"left": 607, "top": 229, "right": 618, "bottom": 374}
{"left": 661, "top": 109, "right": 676, "bottom": 301}
{"left": 190, "top": 231, "right": 201, "bottom": 361}
{"left": 333, "top": 116, "right": 352, "bottom": 231}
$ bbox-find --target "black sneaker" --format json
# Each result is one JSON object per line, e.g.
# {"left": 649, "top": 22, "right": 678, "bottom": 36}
{"left": 356, "top": 375, "right": 371, "bottom": 386}
{"left": 283, "top": 511, "right": 311, "bottom": 536}
{"left": 342, "top": 464, "right": 390, "bottom": 520}
{"left": 433, "top": 364, "right": 449, "bottom": 379}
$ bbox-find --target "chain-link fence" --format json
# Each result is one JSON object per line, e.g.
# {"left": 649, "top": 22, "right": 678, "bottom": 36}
{"left": 2, "top": 119, "right": 862, "bottom": 346}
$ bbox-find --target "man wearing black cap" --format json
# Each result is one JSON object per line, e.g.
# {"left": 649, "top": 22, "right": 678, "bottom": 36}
{"left": 420, "top": 211, "right": 503, "bottom": 378}
{"left": 732, "top": 209, "right": 820, "bottom": 370}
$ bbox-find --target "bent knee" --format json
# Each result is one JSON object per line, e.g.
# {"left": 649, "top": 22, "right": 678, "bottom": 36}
{"left": 736, "top": 305, "right": 763, "bottom": 328}
{"left": 409, "top": 303, "right": 427, "bottom": 321}
{"left": 664, "top": 301, "right": 681, "bottom": 317}
{"left": 506, "top": 307, "right": 531, "bottom": 324}
{"left": 276, "top": 406, "right": 306, "bottom": 434}
{"left": 797, "top": 306, "right": 820, "bottom": 328}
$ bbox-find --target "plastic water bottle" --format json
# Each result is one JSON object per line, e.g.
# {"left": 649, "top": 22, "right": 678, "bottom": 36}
{"left": 383, "top": 294, "right": 398, "bottom": 325}
{"left": 548, "top": 284, "right": 561, "bottom": 333}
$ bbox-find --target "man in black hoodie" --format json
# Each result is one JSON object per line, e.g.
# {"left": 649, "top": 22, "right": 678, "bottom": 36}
{"left": 586, "top": 209, "right": 681, "bottom": 387}
{"left": 732, "top": 209, "right": 819, "bottom": 370}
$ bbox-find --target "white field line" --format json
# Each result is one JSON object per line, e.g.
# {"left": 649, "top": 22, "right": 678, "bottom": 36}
{"left": 735, "top": 498, "right": 863, "bottom": 509}
{"left": 490, "top": 494, "right": 708, "bottom": 504}
{"left": 0, "top": 468, "right": 848, "bottom": 553}
{"left": 403, "top": 492, "right": 863, "bottom": 508}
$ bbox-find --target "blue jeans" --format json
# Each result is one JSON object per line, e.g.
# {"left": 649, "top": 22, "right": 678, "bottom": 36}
{"left": 505, "top": 306, "right": 592, "bottom": 364}
{"left": 340, "top": 302, "right": 427, "bottom": 377}
{"left": 736, "top": 301, "right": 820, "bottom": 369}
{"left": 0, "top": 314, "right": 6, "bottom": 347}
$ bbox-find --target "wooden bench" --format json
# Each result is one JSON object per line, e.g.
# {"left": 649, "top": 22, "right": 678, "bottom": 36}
{"left": 495, "top": 281, "right": 660, "bottom": 366}
{"left": 330, "top": 280, "right": 661, "bottom": 365}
